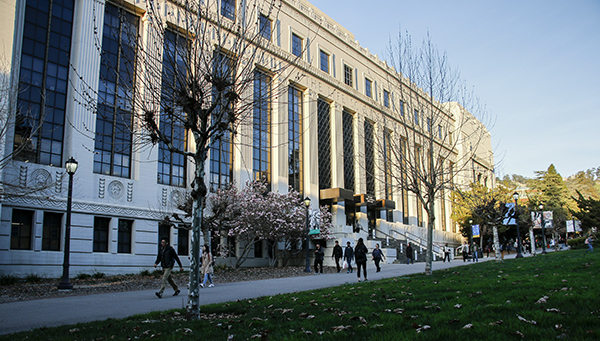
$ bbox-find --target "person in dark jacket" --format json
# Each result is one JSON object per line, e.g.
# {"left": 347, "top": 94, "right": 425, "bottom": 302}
{"left": 354, "top": 238, "right": 368, "bottom": 282}
{"left": 443, "top": 243, "right": 451, "bottom": 262}
{"left": 406, "top": 243, "right": 414, "bottom": 264}
{"left": 344, "top": 241, "right": 354, "bottom": 273}
{"left": 314, "top": 243, "right": 325, "bottom": 274}
{"left": 154, "top": 238, "right": 183, "bottom": 298}
{"left": 332, "top": 240, "right": 343, "bottom": 273}
{"left": 372, "top": 243, "right": 386, "bottom": 272}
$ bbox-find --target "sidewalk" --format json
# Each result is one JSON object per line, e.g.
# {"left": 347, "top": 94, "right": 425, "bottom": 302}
{"left": 0, "top": 253, "right": 521, "bottom": 336}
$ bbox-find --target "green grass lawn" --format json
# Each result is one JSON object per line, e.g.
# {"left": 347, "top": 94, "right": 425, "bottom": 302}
{"left": 3, "top": 249, "right": 598, "bottom": 340}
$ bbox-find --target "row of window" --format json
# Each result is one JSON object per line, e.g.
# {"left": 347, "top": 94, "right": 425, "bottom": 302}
{"left": 9, "top": 209, "right": 190, "bottom": 256}
{"left": 12, "top": 0, "right": 449, "bottom": 230}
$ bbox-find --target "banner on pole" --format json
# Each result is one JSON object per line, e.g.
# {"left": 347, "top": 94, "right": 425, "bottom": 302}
{"left": 504, "top": 203, "right": 516, "bottom": 225}
{"left": 472, "top": 224, "right": 480, "bottom": 238}
{"left": 543, "top": 211, "right": 553, "bottom": 229}
{"left": 566, "top": 220, "right": 574, "bottom": 233}
{"left": 531, "top": 211, "right": 542, "bottom": 229}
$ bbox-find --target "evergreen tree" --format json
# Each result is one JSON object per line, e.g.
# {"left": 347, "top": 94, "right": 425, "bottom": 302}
{"left": 529, "top": 164, "right": 570, "bottom": 236}
{"left": 571, "top": 191, "right": 600, "bottom": 232}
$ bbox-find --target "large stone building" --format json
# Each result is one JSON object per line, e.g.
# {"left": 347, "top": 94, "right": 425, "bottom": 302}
{"left": 0, "top": 0, "right": 494, "bottom": 277}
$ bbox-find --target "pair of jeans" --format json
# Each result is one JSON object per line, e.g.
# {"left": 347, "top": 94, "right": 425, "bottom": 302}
{"left": 345, "top": 257, "right": 353, "bottom": 272}
{"left": 203, "top": 273, "right": 213, "bottom": 286}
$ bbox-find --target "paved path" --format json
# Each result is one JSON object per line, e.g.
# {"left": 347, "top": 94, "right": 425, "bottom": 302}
{"left": 0, "top": 253, "right": 524, "bottom": 335}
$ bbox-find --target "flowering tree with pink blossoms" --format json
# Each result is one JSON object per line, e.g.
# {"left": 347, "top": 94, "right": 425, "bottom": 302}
{"left": 206, "top": 180, "right": 334, "bottom": 268}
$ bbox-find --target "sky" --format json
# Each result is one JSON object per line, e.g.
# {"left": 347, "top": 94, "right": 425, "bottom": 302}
{"left": 308, "top": 0, "right": 600, "bottom": 179}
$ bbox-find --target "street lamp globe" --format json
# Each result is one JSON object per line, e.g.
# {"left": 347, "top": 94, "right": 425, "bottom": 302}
{"left": 304, "top": 196, "right": 311, "bottom": 207}
{"left": 65, "top": 157, "right": 78, "bottom": 175}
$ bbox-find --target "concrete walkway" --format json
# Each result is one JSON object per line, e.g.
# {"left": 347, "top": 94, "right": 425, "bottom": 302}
{"left": 0, "top": 253, "right": 524, "bottom": 336}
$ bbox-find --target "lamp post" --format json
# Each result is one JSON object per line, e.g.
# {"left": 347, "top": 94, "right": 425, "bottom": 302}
{"left": 58, "top": 157, "right": 78, "bottom": 289}
{"left": 539, "top": 204, "right": 547, "bottom": 254}
{"left": 513, "top": 192, "right": 523, "bottom": 258}
{"left": 304, "top": 196, "right": 311, "bottom": 273}
{"left": 469, "top": 219, "right": 473, "bottom": 251}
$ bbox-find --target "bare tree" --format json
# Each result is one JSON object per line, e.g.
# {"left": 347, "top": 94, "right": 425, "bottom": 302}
{"left": 72, "top": 0, "right": 295, "bottom": 318}
{"left": 367, "top": 31, "right": 493, "bottom": 275}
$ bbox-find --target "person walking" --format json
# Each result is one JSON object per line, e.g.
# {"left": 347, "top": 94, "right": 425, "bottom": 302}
{"left": 585, "top": 235, "right": 594, "bottom": 252}
{"left": 344, "top": 241, "right": 354, "bottom": 273}
{"left": 461, "top": 241, "right": 469, "bottom": 262}
{"left": 372, "top": 243, "right": 386, "bottom": 272}
{"left": 406, "top": 243, "right": 414, "bottom": 264}
{"left": 354, "top": 238, "right": 368, "bottom": 282}
{"left": 332, "top": 240, "right": 343, "bottom": 273}
{"left": 154, "top": 238, "right": 183, "bottom": 298}
{"left": 200, "top": 245, "right": 214, "bottom": 288}
{"left": 472, "top": 243, "right": 479, "bottom": 262}
{"left": 314, "top": 243, "right": 325, "bottom": 274}
{"left": 443, "top": 243, "right": 451, "bottom": 262}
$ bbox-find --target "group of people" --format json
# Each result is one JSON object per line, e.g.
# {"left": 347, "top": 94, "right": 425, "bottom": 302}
{"left": 324, "top": 238, "right": 388, "bottom": 282}
{"left": 154, "top": 238, "right": 215, "bottom": 298}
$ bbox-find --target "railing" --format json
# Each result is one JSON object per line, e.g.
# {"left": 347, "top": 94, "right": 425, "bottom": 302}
{"left": 364, "top": 225, "right": 445, "bottom": 260}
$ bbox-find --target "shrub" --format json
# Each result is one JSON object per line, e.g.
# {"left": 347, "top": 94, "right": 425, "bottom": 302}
{"left": 567, "top": 234, "right": 596, "bottom": 249}
{"left": 0, "top": 273, "right": 19, "bottom": 286}
{"left": 75, "top": 273, "right": 92, "bottom": 280}
{"left": 139, "top": 269, "right": 151, "bottom": 277}
{"left": 92, "top": 271, "right": 106, "bottom": 279}
{"left": 25, "top": 274, "right": 43, "bottom": 283}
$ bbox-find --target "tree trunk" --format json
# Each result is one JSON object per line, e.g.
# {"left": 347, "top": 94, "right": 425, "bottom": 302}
{"left": 424, "top": 199, "right": 435, "bottom": 275}
{"left": 188, "top": 152, "right": 207, "bottom": 318}
{"left": 188, "top": 193, "right": 203, "bottom": 317}
{"left": 492, "top": 225, "right": 502, "bottom": 262}
{"left": 529, "top": 226, "right": 536, "bottom": 256}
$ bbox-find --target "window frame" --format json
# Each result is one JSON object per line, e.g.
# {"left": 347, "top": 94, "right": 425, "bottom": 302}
{"left": 383, "top": 90, "right": 390, "bottom": 107}
{"left": 11, "top": 209, "right": 33, "bottom": 250}
{"left": 93, "top": 217, "right": 110, "bottom": 253}
{"left": 291, "top": 33, "right": 303, "bottom": 58}
{"left": 344, "top": 64, "right": 353, "bottom": 87}
{"left": 319, "top": 49, "right": 329, "bottom": 73}
{"left": 365, "top": 78, "right": 372, "bottom": 98}
{"left": 42, "top": 211, "right": 62, "bottom": 251}
{"left": 252, "top": 70, "right": 272, "bottom": 184}
{"left": 288, "top": 85, "right": 304, "bottom": 193}
{"left": 259, "top": 13, "right": 272, "bottom": 40}
{"left": 221, "top": 0, "right": 236, "bottom": 20}
{"left": 117, "top": 219, "right": 133, "bottom": 254}
{"left": 178, "top": 227, "right": 189, "bottom": 256}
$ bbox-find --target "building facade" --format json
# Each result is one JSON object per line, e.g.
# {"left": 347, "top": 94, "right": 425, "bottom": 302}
{"left": 0, "top": 0, "right": 493, "bottom": 277}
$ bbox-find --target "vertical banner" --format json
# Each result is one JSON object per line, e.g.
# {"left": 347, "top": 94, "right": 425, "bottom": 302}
{"left": 566, "top": 220, "right": 574, "bottom": 233}
{"left": 504, "top": 203, "right": 516, "bottom": 225}
{"left": 472, "top": 224, "right": 480, "bottom": 238}
{"left": 531, "top": 211, "right": 542, "bottom": 229}
{"left": 543, "top": 211, "right": 553, "bottom": 229}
